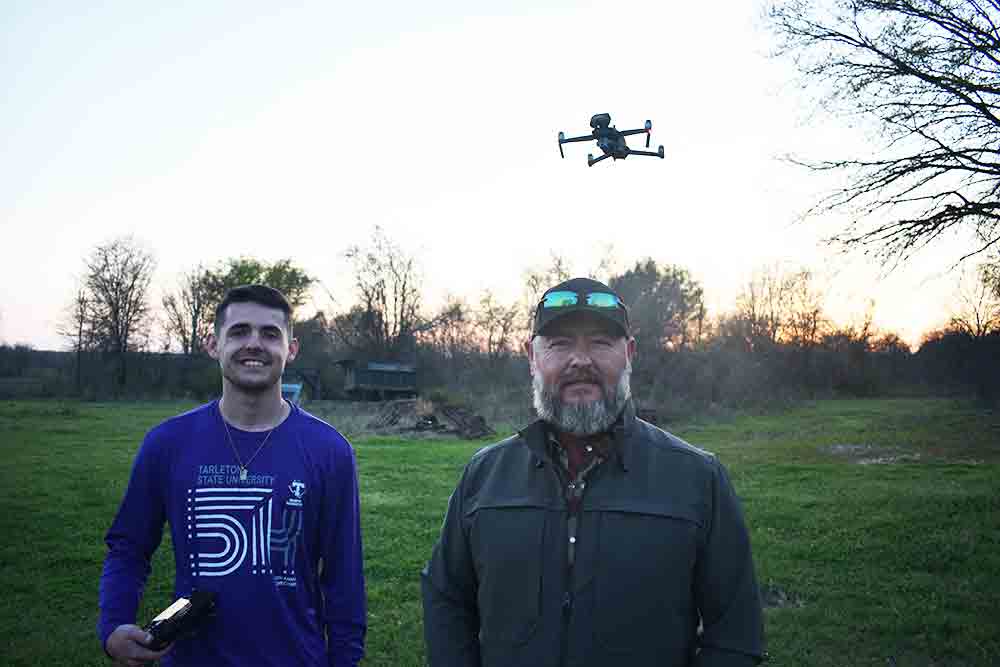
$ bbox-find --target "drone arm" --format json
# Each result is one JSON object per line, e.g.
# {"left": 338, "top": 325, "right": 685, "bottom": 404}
{"left": 620, "top": 127, "right": 653, "bottom": 148}
{"left": 558, "top": 132, "right": 594, "bottom": 158}
{"left": 627, "top": 148, "right": 663, "bottom": 158}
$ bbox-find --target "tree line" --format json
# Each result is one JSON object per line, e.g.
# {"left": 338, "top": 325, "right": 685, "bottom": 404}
{"left": 1, "top": 226, "right": 997, "bottom": 407}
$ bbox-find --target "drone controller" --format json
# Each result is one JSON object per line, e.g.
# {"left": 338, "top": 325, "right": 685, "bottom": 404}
{"left": 143, "top": 590, "right": 217, "bottom": 651}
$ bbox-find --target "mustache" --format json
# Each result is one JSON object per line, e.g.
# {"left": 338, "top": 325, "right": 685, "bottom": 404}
{"left": 558, "top": 371, "right": 601, "bottom": 387}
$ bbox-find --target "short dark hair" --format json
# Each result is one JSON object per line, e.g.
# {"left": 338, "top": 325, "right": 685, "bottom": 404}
{"left": 214, "top": 284, "right": 293, "bottom": 336}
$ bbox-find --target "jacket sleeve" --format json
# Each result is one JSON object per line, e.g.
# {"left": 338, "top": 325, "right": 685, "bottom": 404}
{"left": 323, "top": 441, "right": 367, "bottom": 667}
{"left": 97, "top": 431, "right": 168, "bottom": 649}
{"left": 421, "top": 465, "right": 481, "bottom": 667}
{"left": 692, "top": 458, "right": 765, "bottom": 667}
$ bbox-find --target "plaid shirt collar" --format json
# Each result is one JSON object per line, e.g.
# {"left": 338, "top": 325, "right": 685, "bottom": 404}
{"left": 546, "top": 423, "right": 620, "bottom": 478}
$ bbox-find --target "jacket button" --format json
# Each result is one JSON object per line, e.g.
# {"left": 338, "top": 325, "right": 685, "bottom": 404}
{"left": 569, "top": 536, "right": 577, "bottom": 544}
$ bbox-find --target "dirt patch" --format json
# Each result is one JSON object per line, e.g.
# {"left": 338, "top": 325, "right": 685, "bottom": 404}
{"left": 823, "top": 443, "right": 877, "bottom": 457}
{"left": 857, "top": 453, "right": 922, "bottom": 465}
{"left": 366, "top": 399, "right": 495, "bottom": 438}
{"left": 759, "top": 583, "right": 804, "bottom": 609}
{"left": 884, "top": 654, "right": 976, "bottom": 667}
{"left": 821, "top": 443, "right": 922, "bottom": 465}
{"left": 305, "top": 399, "right": 497, "bottom": 439}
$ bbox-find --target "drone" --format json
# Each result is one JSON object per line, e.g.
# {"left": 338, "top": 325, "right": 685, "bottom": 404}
{"left": 558, "top": 113, "right": 664, "bottom": 167}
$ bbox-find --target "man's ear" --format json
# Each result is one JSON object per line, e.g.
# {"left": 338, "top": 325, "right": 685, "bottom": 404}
{"left": 205, "top": 333, "right": 220, "bottom": 360}
{"left": 287, "top": 338, "right": 300, "bottom": 363}
{"left": 524, "top": 337, "right": 536, "bottom": 373}
{"left": 626, "top": 336, "right": 637, "bottom": 363}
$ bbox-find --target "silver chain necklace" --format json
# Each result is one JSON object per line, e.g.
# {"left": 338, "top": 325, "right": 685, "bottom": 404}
{"left": 219, "top": 404, "right": 282, "bottom": 481}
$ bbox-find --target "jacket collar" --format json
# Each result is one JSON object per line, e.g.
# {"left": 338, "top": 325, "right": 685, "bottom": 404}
{"left": 518, "top": 399, "right": 638, "bottom": 472}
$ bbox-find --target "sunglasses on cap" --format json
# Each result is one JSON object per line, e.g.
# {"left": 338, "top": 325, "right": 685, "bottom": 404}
{"left": 539, "top": 290, "right": 625, "bottom": 310}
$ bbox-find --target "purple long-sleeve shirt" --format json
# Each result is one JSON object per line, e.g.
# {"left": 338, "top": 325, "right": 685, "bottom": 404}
{"left": 98, "top": 401, "right": 366, "bottom": 666}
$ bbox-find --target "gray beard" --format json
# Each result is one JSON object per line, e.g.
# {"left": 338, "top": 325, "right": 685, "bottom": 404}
{"left": 532, "top": 361, "right": 632, "bottom": 436}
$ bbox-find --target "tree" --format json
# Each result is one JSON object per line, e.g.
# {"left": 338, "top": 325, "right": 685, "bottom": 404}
{"left": 609, "top": 259, "right": 705, "bottom": 352}
{"left": 948, "top": 261, "right": 1000, "bottom": 337}
{"left": 331, "top": 227, "right": 458, "bottom": 358}
{"left": 734, "top": 265, "right": 828, "bottom": 348}
{"left": 203, "top": 257, "right": 314, "bottom": 312}
{"left": 82, "top": 236, "right": 156, "bottom": 388}
{"left": 770, "top": 0, "right": 1000, "bottom": 264}
{"left": 784, "top": 269, "right": 829, "bottom": 347}
{"left": 421, "top": 297, "right": 472, "bottom": 358}
{"left": 981, "top": 252, "right": 1000, "bottom": 296}
{"left": 161, "top": 266, "right": 212, "bottom": 355}
{"left": 474, "top": 291, "right": 522, "bottom": 363}
{"left": 58, "top": 288, "right": 95, "bottom": 394}
{"left": 735, "top": 266, "right": 796, "bottom": 346}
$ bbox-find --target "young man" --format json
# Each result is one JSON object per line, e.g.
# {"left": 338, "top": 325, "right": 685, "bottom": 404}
{"left": 99, "top": 284, "right": 366, "bottom": 666}
{"left": 422, "top": 277, "right": 764, "bottom": 666}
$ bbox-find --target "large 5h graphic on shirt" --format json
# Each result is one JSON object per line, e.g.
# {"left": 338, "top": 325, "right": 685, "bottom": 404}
{"left": 187, "top": 486, "right": 303, "bottom": 578}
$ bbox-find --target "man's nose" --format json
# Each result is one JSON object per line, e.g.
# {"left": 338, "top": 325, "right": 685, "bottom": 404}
{"left": 567, "top": 343, "right": 594, "bottom": 367}
{"left": 243, "top": 330, "right": 264, "bottom": 349}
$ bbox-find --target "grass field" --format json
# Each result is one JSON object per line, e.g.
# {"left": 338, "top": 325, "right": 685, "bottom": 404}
{"left": 0, "top": 398, "right": 998, "bottom": 666}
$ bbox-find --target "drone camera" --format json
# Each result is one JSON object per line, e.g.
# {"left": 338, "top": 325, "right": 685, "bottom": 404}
{"left": 589, "top": 113, "right": 611, "bottom": 129}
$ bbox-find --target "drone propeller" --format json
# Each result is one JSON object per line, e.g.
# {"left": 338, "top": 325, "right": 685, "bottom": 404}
{"left": 645, "top": 120, "right": 652, "bottom": 148}
{"left": 558, "top": 131, "right": 565, "bottom": 159}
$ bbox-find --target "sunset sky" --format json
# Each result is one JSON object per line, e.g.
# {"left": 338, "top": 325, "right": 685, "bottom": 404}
{"left": 1, "top": 1, "right": 981, "bottom": 351}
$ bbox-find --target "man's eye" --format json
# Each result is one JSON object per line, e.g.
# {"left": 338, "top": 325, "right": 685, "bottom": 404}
{"left": 549, "top": 339, "right": 570, "bottom": 349}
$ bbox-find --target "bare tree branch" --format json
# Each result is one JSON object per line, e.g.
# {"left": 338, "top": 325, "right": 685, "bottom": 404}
{"left": 771, "top": 0, "right": 1000, "bottom": 264}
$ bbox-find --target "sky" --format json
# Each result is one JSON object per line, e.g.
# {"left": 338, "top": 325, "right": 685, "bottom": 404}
{"left": 0, "top": 0, "right": 981, "bottom": 351}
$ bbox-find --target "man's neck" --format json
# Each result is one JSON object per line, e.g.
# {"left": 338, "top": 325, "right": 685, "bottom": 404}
{"left": 219, "top": 387, "right": 288, "bottom": 431}
{"left": 555, "top": 429, "right": 604, "bottom": 450}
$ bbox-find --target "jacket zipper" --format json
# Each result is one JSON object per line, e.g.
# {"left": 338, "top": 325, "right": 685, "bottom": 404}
{"left": 561, "top": 509, "right": 577, "bottom": 667}
{"left": 560, "top": 478, "right": 588, "bottom": 667}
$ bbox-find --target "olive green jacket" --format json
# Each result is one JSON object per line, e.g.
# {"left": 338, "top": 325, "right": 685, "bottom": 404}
{"left": 422, "top": 403, "right": 764, "bottom": 667}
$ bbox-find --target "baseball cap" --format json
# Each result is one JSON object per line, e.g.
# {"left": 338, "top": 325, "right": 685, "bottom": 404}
{"left": 532, "top": 277, "right": 630, "bottom": 337}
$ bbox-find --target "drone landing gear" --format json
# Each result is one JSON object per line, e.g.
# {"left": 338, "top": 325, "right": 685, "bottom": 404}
{"left": 587, "top": 153, "right": 612, "bottom": 167}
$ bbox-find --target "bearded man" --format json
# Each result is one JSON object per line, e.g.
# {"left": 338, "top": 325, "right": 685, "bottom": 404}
{"left": 421, "top": 277, "right": 764, "bottom": 667}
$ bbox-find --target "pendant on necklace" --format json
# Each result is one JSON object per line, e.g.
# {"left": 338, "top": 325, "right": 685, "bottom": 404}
{"left": 239, "top": 467, "right": 248, "bottom": 481}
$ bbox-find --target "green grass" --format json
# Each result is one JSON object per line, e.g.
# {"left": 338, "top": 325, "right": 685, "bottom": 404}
{"left": 0, "top": 398, "right": 997, "bottom": 665}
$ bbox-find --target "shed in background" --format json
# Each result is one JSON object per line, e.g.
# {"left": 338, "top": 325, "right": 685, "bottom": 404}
{"left": 334, "top": 360, "right": 418, "bottom": 400}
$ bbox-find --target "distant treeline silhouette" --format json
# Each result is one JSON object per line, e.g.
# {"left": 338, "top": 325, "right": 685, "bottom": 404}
{"left": 2, "top": 325, "right": 997, "bottom": 409}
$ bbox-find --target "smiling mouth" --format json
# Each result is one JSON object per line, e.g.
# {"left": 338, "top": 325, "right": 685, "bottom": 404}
{"left": 239, "top": 359, "right": 268, "bottom": 367}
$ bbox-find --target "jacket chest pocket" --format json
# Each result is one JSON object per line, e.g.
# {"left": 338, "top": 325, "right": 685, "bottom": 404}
{"left": 468, "top": 505, "right": 547, "bottom": 645}
{"left": 593, "top": 506, "right": 702, "bottom": 654}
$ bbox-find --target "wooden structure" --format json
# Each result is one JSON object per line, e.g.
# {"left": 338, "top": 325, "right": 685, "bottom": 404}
{"left": 335, "top": 360, "right": 417, "bottom": 400}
